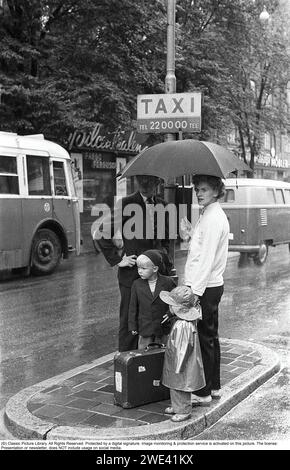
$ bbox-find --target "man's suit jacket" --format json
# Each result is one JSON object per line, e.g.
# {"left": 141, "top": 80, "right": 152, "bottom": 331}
{"left": 128, "top": 274, "right": 176, "bottom": 337}
{"left": 98, "top": 191, "right": 172, "bottom": 288}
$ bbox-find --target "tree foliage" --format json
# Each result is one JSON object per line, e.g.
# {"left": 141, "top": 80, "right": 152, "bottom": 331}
{"left": 212, "top": 0, "right": 290, "bottom": 171}
{"left": 0, "top": 0, "right": 289, "bottom": 167}
{"left": 0, "top": 0, "right": 167, "bottom": 143}
{"left": 175, "top": 0, "right": 290, "bottom": 168}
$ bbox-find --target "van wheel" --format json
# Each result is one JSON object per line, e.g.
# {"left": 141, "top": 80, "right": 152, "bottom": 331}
{"left": 31, "top": 229, "right": 62, "bottom": 275}
{"left": 11, "top": 266, "right": 31, "bottom": 277}
{"left": 238, "top": 253, "right": 251, "bottom": 267}
{"left": 92, "top": 238, "right": 101, "bottom": 254}
{"left": 253, "top": 242, "right": 268, "bottom": 266}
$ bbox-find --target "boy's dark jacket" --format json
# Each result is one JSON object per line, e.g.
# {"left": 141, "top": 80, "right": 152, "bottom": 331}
{"left": 128, "top": 274, "right": 176, "bottom": 337}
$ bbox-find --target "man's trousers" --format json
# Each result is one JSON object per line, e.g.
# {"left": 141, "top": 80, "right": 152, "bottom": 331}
{"left": 119, "top": 284, "right": 138, "bottom": 352}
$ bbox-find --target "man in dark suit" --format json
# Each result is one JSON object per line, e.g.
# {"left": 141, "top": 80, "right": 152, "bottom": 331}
{"left": 97, "top": 175, "right": 173, "bottom": 352}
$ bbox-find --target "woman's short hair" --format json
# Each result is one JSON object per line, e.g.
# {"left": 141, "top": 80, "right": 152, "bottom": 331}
{"left": 192, "top": 175, "right": 225, "bottom": 200}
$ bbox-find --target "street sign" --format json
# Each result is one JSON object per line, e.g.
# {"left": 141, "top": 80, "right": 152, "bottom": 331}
{"left": 137, "top": 92, "right": 202, "bottom": 134}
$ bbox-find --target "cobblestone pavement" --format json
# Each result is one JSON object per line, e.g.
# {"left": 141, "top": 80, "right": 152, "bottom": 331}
{"left": 27, "top": 339, "right": 262, "bottom": 430}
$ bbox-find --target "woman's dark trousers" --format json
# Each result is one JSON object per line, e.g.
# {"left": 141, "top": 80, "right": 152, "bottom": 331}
{"left": 196, "top": 285, "right": 224, "bottom": 397}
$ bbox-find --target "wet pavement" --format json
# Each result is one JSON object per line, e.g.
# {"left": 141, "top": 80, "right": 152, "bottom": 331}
{"left": 191, "top": 348, "right": 290, "bottom": 441}
{"left": 1, "top": 244, "right": 290, "bottom": 439}
{"left": 27, "top": 340, "right": 261, "bottom": 428}
{"left": 4, "top": 337, "right": 280, "bottom": 440}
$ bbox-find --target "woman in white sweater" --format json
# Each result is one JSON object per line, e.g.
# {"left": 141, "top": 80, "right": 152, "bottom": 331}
{"left": 183, "top": 174, "right": 229, "bottom": 406}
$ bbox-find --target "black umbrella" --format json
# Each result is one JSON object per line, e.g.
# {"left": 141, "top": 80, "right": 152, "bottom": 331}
{"left": 120, "top": 139, "right": 251, "bottom": 179}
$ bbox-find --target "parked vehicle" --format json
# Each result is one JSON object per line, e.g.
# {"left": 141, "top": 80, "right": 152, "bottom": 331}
{"left": 0, "top": 132, "right": 80, "bottom": 275}
{"left": 177, "top": 178, "right": 290, "bottom": 266}
{"left": 220, "top": 178, "right": 290, "bottom": 265}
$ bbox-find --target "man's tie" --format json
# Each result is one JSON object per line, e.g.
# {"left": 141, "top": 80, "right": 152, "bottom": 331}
{"left": 146, "top": 196, "right": 155, "bottom": 238}
{"left": 146, "top": 196, "right": 154, "bottom": 205}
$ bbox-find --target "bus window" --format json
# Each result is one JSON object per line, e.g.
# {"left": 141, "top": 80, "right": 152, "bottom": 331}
{"left": 0, "top": 133, "right": 80, "bottom": 275}
{"left": 0, "top": 155, "right": 19, "bottom": 194}
{"left": 266, "top": 188, "right": 276, "bottom": 204}
{"left": 27, "top": 155, "right": 51, "bottom": 195}
{"left": 276, "top": 188, "right": 285, "bottom": 204}
{"left": 53, "top": 161, "right": 68, "bottom": 196}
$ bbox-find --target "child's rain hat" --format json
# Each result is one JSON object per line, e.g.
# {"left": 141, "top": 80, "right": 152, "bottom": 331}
{"left": 159, "top": 286, "right": 202, "bottom": 321}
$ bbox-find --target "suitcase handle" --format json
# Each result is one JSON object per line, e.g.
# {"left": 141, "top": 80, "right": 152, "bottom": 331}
{"left": 145, "top": 342, "right": 165, "bottom": 350}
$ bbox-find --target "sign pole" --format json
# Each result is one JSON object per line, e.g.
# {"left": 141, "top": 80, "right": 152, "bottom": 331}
{"left": 164, "top": 0, "right": 177, "bottom": 272}
{"left": 165, "top": 0, "right": 176, "bottom": 113}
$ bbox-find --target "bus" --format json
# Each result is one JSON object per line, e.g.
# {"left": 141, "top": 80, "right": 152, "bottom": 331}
{"left": 0, "top": 131, "right": 80, "bottom": 275}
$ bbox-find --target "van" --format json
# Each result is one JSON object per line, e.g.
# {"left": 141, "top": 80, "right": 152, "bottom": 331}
{"left": 0, "top": 131, "right": 80, "bottom": 275}
{"left": 220, "top": 178, "right": 290, "bottom": 265}
{"left": 177, "top": 178, "right": 290, "bottom": 266}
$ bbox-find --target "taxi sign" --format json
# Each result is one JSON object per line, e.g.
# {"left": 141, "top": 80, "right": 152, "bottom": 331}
{"left": 137, "top": 92, "right": 202, "bottom": 134}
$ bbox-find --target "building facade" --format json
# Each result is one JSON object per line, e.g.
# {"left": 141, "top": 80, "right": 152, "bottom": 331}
{"left": 226, "top": 127, "right": 290, "bottom": 181}
{"left": 68, "top": 123, "right": 148, "bottom": 249}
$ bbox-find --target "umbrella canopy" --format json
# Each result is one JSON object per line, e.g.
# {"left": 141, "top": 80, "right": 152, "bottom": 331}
{"left": 120, "top": 139, "right": 251, "bottom": 180}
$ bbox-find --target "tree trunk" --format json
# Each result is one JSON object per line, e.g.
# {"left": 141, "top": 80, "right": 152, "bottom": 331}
{"left": 238, "top": 126, "right": 247, "bottom": 164}
{"left": 248, "top": 145, "right": 255, "bottom": 178}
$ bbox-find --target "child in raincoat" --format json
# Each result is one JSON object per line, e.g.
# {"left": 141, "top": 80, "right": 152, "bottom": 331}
{"left": 159, "top": 286, "right": 205, "bottom": 422}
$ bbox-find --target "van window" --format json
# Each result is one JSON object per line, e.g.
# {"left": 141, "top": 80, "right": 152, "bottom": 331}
{"left": 224, "top": 189, "right": 235, "bottom": 202}
{"left": 249, "top": 187, "right": 268, "bottom": 204}
{"left": 53, "top": 161, "right": 68, "bottom": 196}
{"left": 284, "top": 189, "right": 290, "bottom": 203}
{"left": 266, "top": 188, "right": 276, "bottom": 204}
{"left": 0, "top": 155, "right": 19, "bottom": 194}
{"left": 275, "top": 189, "right": 285, "bottom": 204}
{"left": 27, "top": 155, "right": 51, "bottom": 196}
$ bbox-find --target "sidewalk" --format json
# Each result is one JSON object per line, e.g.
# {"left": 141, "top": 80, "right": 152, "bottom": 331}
{"left": 4, "top": 338, "right": 279, "bottom": 441}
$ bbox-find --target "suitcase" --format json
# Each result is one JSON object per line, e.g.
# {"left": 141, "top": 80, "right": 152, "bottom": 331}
{"left": 114, "top": 343, "right": 170, "bottom": 409}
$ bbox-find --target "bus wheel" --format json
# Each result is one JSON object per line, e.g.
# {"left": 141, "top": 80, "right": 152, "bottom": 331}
{"left": 31, "top": 229, "right": 62, "bottom": 275}
{"left": 253, "top": 242, "right": 268, "bottom": 266}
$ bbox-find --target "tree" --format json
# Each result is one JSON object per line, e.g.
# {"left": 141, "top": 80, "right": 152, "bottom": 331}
{"left": 1, "top": 0, "right": 289, "bottom": 162}
{"left": 173, "top": 0, "right": 253, "bottom": 141}
{"left": 173, "top": 0, "right": 290, "bottom": 175}
{"left": 0, "top": 0, "right": 168, "bottom": 144}
{"left": 0, "top": 1, "right": 85, "bottom": 137}
{"left": 212, "top": 0, "right": 290, "bottom": 173}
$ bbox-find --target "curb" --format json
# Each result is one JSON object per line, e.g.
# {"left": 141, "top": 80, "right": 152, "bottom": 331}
{"left": 4, "top": 352, "right": 115, "bottom": 440}
{"left": 4, "top": 339, "right": 280, "bottom": 441}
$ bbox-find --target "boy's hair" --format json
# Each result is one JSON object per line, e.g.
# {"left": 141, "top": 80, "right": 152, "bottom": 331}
{"left": 192, "top": 174, "right": 225, "bottom": 200}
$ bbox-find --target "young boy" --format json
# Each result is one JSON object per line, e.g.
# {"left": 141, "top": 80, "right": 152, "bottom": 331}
{"left": 128, "top": 249, "right": 176, "bottom": 349}
{"left": 159, "top": 286, "right": 206, "bottom": 422}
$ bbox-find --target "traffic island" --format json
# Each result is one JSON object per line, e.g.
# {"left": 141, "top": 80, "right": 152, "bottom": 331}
{"left": 4, "top": 339, "right": 280, "bottom": 441}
